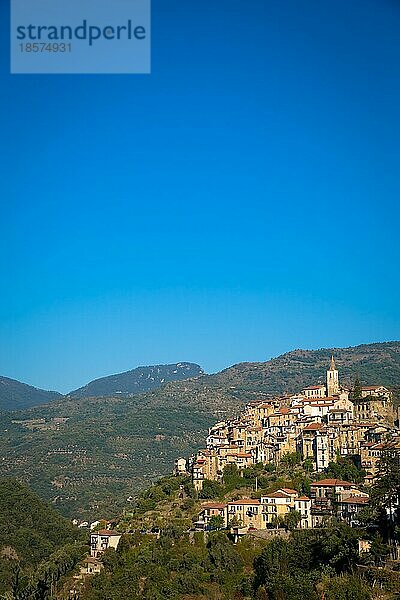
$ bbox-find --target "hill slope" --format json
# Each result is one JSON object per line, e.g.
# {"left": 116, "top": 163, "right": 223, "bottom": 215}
{"left": 69, "top": 362, "right": 204, "bottom": 398}
{"left": 0, "top": 341, "right": 398, "bottom": 520}
{"left": 209, "top": 341, "right": 400, "bottom": 397}
{"left": 0, "top": 376, "right": 62, "bottom": 412}
{"left": 0, "top": 478, "right": 83, "bottom": 593}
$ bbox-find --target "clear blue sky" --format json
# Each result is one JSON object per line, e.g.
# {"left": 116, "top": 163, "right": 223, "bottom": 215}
{"left": 1, "top": 0, "right": 399, "bottom": 393}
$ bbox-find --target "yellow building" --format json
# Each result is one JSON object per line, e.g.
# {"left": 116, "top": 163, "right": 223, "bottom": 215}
{"left": 261, "top": 488, "right": 298, "bottom": 526}
{"left": 227, "top": 499, "right": 262, "bottom": 529}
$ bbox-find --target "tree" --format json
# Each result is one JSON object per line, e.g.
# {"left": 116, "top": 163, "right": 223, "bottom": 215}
{"left": 271, "top": 514, "right": 284, "bottom": 529}
{"left": 209, "top": 515, "right": 224, "bottom": 531}
{"left": 198, "top": 479, "right": 223, "bottom": 499}
{"left": 207, "top": 532, "right": 244, "bottom": 573}
{"left": 325, "top": 457, "right": 365, "bottom": 484}
{"left": 254, "top": 537, "right": 318, "bottom": 600}
{"left": 366, "top": 534, "right": 390, "bottom": 566}
{"left": 352, "top": 375, "right": 362, "bottom": 401}
{"left": 303, "top": 458, "right": 314, "bottom": 473}
{"left": 370, "top": 445, "right": 400, "bottom": 547}
{"left": 280, "top": 452, "right": 302, "bottom": 468}
{"left": 223, "top": 464, "right": 242, "bottom": 490}
{"left": 323, "top": 574, "right": 372, "bottom": 600}
{"left": 284, "top": 510, "right": 302, "bottom": 531}
{"left": 228, "top": 514, "right": 242, "bottom": 528}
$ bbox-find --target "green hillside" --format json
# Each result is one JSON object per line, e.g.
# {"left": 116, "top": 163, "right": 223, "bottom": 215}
{"left": 0, "top": 341, "right": 398, "bottom": 521}
{"left": 0, "top": 478, "right": 84, "bottom": 594}
{"left": 212, "top": 341, "right": 400, "bottom": 397}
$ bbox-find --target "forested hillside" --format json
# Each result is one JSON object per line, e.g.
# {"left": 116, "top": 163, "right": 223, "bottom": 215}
{"left": 0, "top": 478, "right": 84, "bottom": 594}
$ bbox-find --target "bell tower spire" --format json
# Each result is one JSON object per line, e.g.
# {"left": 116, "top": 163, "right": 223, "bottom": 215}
{"left": 327, "top": 354, "right": 339, "bottom": 396}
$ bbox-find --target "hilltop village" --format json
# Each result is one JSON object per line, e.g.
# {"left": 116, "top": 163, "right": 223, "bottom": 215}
{"left": 175, "top": 357, "right": 400, "bottom": 532}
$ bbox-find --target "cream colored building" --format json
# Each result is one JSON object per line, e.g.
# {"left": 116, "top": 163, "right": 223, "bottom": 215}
{"left": 294, "top": 496, "right": 312, "bottom": 528}
{"left": 90, "top": 530, "right": 121, "bottom": 558}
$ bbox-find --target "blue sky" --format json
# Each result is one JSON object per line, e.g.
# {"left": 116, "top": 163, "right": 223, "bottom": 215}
{"left": 1, "top": 0, "right": 399, "bottom": 393}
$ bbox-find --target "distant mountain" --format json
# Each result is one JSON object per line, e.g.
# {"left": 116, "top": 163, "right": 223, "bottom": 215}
{"left": 0, "top": 376, "right": 62, "bottom": 412}
{"left": 69, "top": 362, "right": 204, "bottom": 398}
{"left": 0, "top": 341, "right": 398, "bottom": 520}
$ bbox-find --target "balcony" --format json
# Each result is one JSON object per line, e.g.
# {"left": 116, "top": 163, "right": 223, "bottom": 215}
{"left": 311, "top": 499, "right": 333, "bottom": 516}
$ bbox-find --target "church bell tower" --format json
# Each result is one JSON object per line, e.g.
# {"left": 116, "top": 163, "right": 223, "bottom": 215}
{"left": 327, "top": 355, "right": 340, "bottom": 397}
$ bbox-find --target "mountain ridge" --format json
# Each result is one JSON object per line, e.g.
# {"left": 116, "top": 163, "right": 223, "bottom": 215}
{"left": 0, "top": 376, "right": 62, "bottom": 412}
{"left": 68, "top": 362, "right": 204, "bottom": 399}
{"left": 0, "top": 362, "right": 205, "bottom": 412}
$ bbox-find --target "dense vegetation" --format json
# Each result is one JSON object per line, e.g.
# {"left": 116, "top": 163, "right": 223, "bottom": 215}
{"left": 0, "top": 341, "right": 398, "bottom": 520}
{"left": 0, "top": 478, "right": 85, "bottom": 596}
{"left": 82, "top": 526, "right": 389, "bottom": 600}
{"left": 69, "top": 362, "right": 204, "bottom": 399}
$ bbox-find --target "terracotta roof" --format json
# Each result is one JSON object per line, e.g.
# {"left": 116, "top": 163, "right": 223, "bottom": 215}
{"left": 281, "top": 488, "right": 298, "bottom": 495}
{"left": 96, "top": 530, "right": 120, "bottom": 536}
{"left": 361, "top": 386, "right": 382, "bottom": 390}
{"left": 311, "top": 479, "right": 355, "bottom": 488}
{"left": 303, "top": 423, "right": 323, "bottom": 431}
{"left": 228, "top": 499, "right": 261, "bottom": 505}
{"left": 201, "top": 503, "right": 227, "bottom": 510}
{"left": 263, "top": 491, "right": 291, "bottom": 499}
{"left": 339, "top": 496, "right": 369, "bottom": 505}
{"left": 296, "top": 496, "right": 311, "bottom": 501}
{"left": 279, "top": 408, "right": 291, "bottom": 414}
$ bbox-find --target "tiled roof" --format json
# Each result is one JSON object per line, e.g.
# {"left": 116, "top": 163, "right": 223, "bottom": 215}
{"left": 96, "top": 530, "right": 120, "bottom": 536}
{"left": 228, "top": 499, "right": 261, "bottom": 505}
{"left": 311, "top": 479, "right": 355, "bottom": 487}
{"left": 303, "top": 423, "right": 323, "bottom": 431}
{"left": 262, "top": 491, "right": 290, "bottom": 499}
{"left": 361, "top": 386, "right": 382, "bottom": 390}
{"left": 339, "top": 496, "right": 369, "bottom": 504}
{"left": 201, "top": 503, "right": 227, "bottom": 509}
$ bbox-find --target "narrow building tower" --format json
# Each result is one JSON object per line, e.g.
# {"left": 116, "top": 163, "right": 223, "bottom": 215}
{"left": 327, "top": 355, "right": 340, "bottom": 397}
